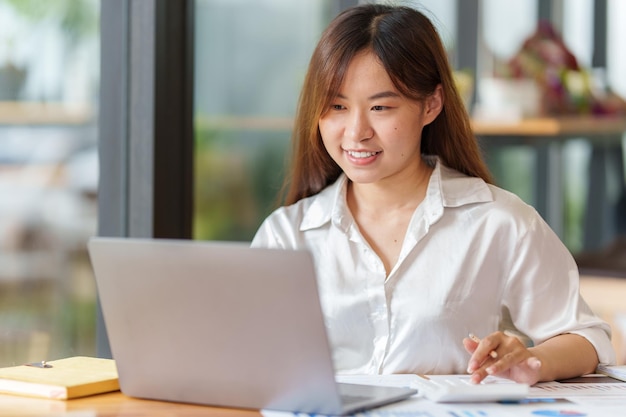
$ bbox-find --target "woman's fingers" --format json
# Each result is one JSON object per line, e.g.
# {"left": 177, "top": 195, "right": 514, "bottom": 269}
{"left": 465, "top": 331, "right": 538, "bottom": 384}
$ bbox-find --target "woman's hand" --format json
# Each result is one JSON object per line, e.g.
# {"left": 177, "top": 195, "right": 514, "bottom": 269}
{"left": 463, "top": 331, "right": 542, "bottom": 385}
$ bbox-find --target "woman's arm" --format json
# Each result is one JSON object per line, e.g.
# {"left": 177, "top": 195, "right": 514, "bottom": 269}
{"left": 530, "top": 333, "right": 599, "bottom": 381}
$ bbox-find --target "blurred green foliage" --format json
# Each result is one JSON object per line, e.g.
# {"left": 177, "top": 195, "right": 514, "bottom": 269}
{"left": 193, "top": 121, "right": 289, "bottom": 242}
{"left": 3, "top": 0, "right": 98, "bottom": 43}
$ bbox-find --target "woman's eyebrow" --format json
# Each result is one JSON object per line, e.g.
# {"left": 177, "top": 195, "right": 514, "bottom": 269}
{"left": 368, "top": 91, "right": 401, "bottom": 100}
{"left": 335, "top": 91, "right": 401, "bottom": 100}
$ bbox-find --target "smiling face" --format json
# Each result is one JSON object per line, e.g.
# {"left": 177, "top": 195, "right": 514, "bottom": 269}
{"left": 318, "top": 50, "right": 442, "bottom": 187}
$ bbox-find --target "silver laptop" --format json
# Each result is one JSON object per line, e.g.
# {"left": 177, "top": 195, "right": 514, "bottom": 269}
{"left": 88, "top": 237, "right": 416, "bottom": 415}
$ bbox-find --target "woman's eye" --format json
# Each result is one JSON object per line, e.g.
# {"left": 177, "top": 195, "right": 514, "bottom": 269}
{"left": 330, "top": 104, "right": 344, "bottom": 111}
{"left": 372, "top": 105, "right": 387, "bottom": 111}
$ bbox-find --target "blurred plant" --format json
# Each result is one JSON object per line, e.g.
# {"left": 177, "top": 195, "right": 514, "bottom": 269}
{"left": 193, "top": 122, "right": 289, "bottom": 241}
{"left": 498, "top": 21, "right": 626, "bottom": 116}
{"left": 452, "top": 68, "right": 474, "bottom": 113}
{"left": 3, "top": 0, "right": 98, "bottom": 45}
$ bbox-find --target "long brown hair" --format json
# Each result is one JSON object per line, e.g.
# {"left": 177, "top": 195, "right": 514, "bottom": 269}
{"left": 282, "top": 4, "right": 492, "bottom": 206}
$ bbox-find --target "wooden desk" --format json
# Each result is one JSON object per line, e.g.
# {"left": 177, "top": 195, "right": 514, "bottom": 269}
{"left": 472, "top": 116, "right": 626, "bottom": 250}
{"left": 4, "top": 380, "right": 626, "bottom": 416}
{"left": 0, "top": 391, "right": 263, "bottom": 416}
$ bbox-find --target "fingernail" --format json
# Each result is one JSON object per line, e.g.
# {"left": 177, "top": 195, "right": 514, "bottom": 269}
{"left": 486, "top": 366, "right": 495, "bottom": 374}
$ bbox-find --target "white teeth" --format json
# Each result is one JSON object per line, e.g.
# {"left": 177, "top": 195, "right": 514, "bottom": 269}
{"left": 347, "top": 150, "right": 379, "bottom": 158}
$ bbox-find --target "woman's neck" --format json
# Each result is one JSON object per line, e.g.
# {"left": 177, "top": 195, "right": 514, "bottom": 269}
{"left": 347, "top": 162, "right": 433, "bottom": 216}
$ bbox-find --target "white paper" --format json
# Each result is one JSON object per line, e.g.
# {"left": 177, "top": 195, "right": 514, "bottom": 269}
{"left": 261, "top": 374, "right": 626, "bottom": 417}
{"left": 530, "top": 377, "right": 626, "bottom": 397}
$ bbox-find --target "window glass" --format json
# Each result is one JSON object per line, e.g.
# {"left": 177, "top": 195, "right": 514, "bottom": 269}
{"left": 0, "top": 0, "right": 99, "bottom": 366}
{"left": 481, "top": 0, "right": 537, "bottom": 61}
{"left": 193, "top": 0, "right": 338, "bottom": 241}
{"left": 561, "top": 0, "right": 594, "bottom": 253}
{"left": 562, "top": 0, "right": 593, "bottom": 68}
{"left": 608, "top": 0, "right": 626, "bottom": 98}
{"left": 403, "top": 0, "right": 457, "bottom": 50}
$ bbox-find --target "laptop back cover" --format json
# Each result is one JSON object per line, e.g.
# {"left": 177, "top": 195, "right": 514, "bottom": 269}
{"left": 88, "top": 237, "right": 346, "bottom": 414}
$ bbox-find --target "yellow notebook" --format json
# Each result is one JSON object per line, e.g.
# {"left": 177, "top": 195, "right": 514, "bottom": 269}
{"left": 0, "top": 356, "right": 119, "bottom": 400}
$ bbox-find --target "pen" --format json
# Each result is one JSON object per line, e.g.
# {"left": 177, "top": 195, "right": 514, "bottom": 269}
{"left": 469, "top": 333, "right": 498, "bottom": 359}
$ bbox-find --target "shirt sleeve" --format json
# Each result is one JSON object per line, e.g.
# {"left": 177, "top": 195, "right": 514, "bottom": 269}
{"left": 251, "top": 215, "right": 281, "bottom": 248}
{"left": 502, "top": 207, "right": 616, "bottom": 366}
{"left": 250, "top": 206, "right": 303, "bottom": 250}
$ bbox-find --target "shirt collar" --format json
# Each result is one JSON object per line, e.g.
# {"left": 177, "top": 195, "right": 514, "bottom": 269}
{"left": 300, "top": 157, "right": 493, "bottom": 232}
{"left": 300, "top": 174, "right": 348, "bottom": 232}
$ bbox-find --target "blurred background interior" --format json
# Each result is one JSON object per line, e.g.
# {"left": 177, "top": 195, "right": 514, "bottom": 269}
{"left": 1, "top": 0, "right": 625, "bottom": 368}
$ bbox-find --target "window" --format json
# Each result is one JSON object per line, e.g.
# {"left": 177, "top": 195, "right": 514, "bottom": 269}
{"left": 193, "top": 0, "right": 345, "bottom": 241}
{"left": 0, "top": 0, "right": 99, "bottom": 367}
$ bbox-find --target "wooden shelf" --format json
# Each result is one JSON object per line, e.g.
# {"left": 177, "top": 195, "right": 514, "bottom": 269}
{"left": 472, "top": 116, "right": 626, "bottom": 137}
{"left": 0, "top": 101, "right": 94, "bottom": 126}
{"left": 195, "top": 115, "right": 293, "bottom": 131}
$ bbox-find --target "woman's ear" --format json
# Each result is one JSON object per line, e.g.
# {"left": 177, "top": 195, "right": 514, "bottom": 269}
{"left": 423, "top": 84, "right": 444, "bottom": 125}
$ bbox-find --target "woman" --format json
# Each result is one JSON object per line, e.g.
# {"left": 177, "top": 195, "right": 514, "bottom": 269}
{"left": 251, "top": 4, "right": 614, "bottom": 384}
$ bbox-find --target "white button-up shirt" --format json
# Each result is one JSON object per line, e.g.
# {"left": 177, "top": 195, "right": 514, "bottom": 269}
{"left": 251, "top": 159, "right": 615, "bottom": 375}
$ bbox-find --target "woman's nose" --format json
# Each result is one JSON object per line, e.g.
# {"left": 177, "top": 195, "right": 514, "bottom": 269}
{"left": 346, "top": 111, "right": 374, "bottom": 141}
